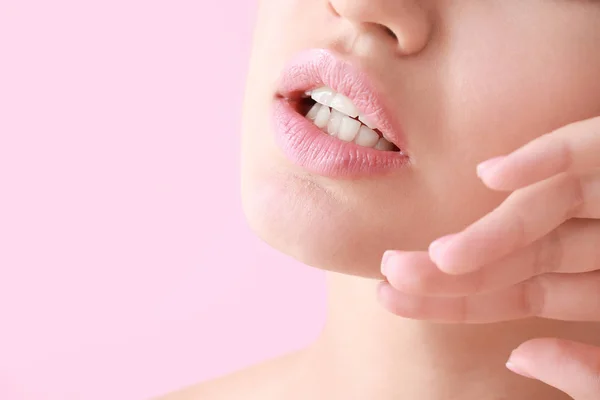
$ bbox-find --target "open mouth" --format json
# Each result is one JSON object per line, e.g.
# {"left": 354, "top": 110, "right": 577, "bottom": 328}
{"left": 287, "top": 87, "right": 402, "bottom": 153}
{"left": 272, "top": 49, "right": 409, "bottom": 178}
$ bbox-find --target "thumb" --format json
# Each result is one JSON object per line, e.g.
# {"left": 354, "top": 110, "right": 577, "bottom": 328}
{"left": 506, "top": 338, "right": 600, "bottom": 400}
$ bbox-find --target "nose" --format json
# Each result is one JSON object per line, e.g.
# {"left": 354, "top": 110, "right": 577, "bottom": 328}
{"left": 328, "top": 0, "right": 433, "bottom": 55}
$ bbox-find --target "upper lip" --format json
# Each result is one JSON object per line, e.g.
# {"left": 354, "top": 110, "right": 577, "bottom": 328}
{"left": 276, "top": 49, "right": 406, "bottom": 151}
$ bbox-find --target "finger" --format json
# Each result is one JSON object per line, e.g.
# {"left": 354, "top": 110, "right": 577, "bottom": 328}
{"left": 383, "top": 219, "right": 600, "bottom": 297}
{"left": 429, "top": 171, "right": 600, "bottom": 274}
{"left": 507, "top": 338, "right": 600, "bottom": 400}
{"left": 533, "top": 272, "right": 600, "bottom": 322}
{"left": 377, "top": 271, "right": 600, "bottom": 323}
{"left": 477, "top": 116, "right": 600, "bottom": 191}
{"left": 377, "top": 280, "right": 534, "bottom": 323}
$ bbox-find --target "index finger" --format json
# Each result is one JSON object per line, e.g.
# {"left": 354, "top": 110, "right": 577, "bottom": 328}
{"left": 429, "top": 172, "right": 588, "bottom": 274}
{"left": 478, "top": 116, "right": 600, "bottom": 191}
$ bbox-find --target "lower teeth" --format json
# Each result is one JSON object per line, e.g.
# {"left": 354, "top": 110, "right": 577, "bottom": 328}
{"left": 304, "top": 102, "right": 399, "bottom": 152}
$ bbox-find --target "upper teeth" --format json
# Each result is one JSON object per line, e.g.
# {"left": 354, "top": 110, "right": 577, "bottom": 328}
{"left": 304, "top": 87, "right": 396, "bottom": 151}
{"left": 308, "top": 87, "right": 377, "bottom": 129}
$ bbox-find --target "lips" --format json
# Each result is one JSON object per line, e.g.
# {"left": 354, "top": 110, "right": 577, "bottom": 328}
{"left": 272, "top": 49, "right": 409, "bottom": 179}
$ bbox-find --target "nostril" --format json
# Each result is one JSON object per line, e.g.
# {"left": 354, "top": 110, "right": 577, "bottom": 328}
{"left": 328, "top": 2, "right": 397, "bottom": 41}
{"left": 382, "top": 26, "right": 397, "bottom": 41}
{"left": 362, "top": 22, "right": 399, "bottom": 43}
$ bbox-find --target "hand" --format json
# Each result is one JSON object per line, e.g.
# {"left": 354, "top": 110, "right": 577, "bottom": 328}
{"left": 505, "top": 338, "right": 600, "bottom": 400}
{"left": 378, "top": 115, "right": 600, "bottom": 323}
{"left": 377, "top": 116, "right": 600, "bottom": 398}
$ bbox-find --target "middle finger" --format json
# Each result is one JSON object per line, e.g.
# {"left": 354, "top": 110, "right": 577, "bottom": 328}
{"left": 430, "top": 170, "right": 600, "bottom": 275}
{"left": 382, "top": 219, "right": 600, "bottom": 297}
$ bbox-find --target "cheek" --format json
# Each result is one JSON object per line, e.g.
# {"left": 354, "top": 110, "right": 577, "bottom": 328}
{"left": 442, "top": 3, "right": 600, "bottom": 164}
{"left": 404, "top": 4, "right": 600, "bottom": 247}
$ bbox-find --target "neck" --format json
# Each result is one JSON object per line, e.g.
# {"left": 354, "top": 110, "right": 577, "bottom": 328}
{"left": 306, "top": 272, "right": 600, "bottom": 400}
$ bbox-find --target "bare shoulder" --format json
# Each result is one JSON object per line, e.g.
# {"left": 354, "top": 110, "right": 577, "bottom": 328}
{"left": 155, "top": 350, "right": 309, "bottom": 400}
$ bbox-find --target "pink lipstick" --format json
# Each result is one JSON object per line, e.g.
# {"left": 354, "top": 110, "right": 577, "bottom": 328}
{"left": 273, "top": 49, "right": 409, "bottom": 179}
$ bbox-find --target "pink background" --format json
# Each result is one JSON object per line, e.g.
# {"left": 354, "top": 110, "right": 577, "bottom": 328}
{"left": 0, "top": 1, "right": 326, "bottom": 399}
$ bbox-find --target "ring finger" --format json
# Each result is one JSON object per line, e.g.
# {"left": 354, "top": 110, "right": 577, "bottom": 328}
{"left": 378, "top": 270, "right": 600, "bottom": 324}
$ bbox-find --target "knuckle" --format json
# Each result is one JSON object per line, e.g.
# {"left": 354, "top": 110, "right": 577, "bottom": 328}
{"left": 531, "top": 230, "right": 563, "bottom": 274}
{"left": 510, "top": 206, "right": 529, "bottom": 249}
{"left": 524, "top": 276, "right": 546, "bottom": 317}
{"left": 556, "top": 134, "right": 575, "bottom": 173}
{"left": 566, "top": 174, "right": 586, "bottom": 218}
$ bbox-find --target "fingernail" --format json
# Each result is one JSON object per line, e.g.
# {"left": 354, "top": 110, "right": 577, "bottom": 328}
{"left": 506, "top": 351, "right": 536, "bottom": 379}
{"left": 506, "top": 355, "right": 535, "bottom": 379}
{"left": 477, "top": 156, "right": 506, "bottom": 179}
{"left": 428, "top": 234, "right": 456, "bottom": 265}
{"left": 381, "top": 251, "right": 395, "bottom": 276}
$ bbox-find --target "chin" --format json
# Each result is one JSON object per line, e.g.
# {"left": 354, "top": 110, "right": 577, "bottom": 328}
{"left": 241, "top": 165, "right": 389, "bottom": 279}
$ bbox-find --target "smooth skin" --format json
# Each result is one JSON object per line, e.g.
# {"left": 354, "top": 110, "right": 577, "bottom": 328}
{"left": 380, "top": 116, "right": 600, "bottom": 398}
{"left": 160, "top": 0, "right": 600, "bottom": 399}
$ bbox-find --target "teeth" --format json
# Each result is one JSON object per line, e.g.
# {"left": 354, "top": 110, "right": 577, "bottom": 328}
{"left": 313, "top": 105, "right": 331, "bottom": 129}
{"left": 311, "top": 87, "right": 359, "bottom": 119}
{"left": 381, "top": 132, "right": 395, "bottom": 144}
{"left": 327, "top": 109, "right": 344, "bottom": 136}
{"left": 303, "top": 86, "right": 398, "bottom": 152}
{"left": 338, "top": 116, "right": 361, "bottom": 142}
{"left": 374, "top": 137, "right": 396, "bottom": 151}
{"left": 355, "top": 126, "right": 380, "bottom": 147}
{"left": 310, "top": 87, "right": 336, "bottom": 108}
{"left": 358, "top": 113, "right": 377, "bottom": 130}
{"left": 330, "top": 93, "right": 359, "bottom": 118}
{"left": 306, "top": 103, "right": 321, "bottom": 121}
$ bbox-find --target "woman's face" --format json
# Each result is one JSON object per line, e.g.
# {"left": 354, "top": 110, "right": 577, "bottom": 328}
{"left": 240, "top": 0, "right": 600, "bottom": 278}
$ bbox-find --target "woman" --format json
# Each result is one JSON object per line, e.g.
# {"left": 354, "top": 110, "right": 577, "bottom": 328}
{"left": 163, "top": 1, "right": 600, "bottom": 398}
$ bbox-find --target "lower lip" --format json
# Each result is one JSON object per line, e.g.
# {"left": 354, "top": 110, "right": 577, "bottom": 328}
{"left": 272, "top": 98, "right": 408, "bottom": 179}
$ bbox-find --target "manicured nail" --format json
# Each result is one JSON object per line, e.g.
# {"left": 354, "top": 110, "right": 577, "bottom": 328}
{"left": 476, "top": 156, "right": 506, "bottom": 179}
{"left": 381, "top": 251, "right": 395, "bottom": 276}
{"left": 428, "top": 234, "right": 456, "bottom": 265}
{"left": 505, "top": 360, "right": 535, "bottom": 379}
